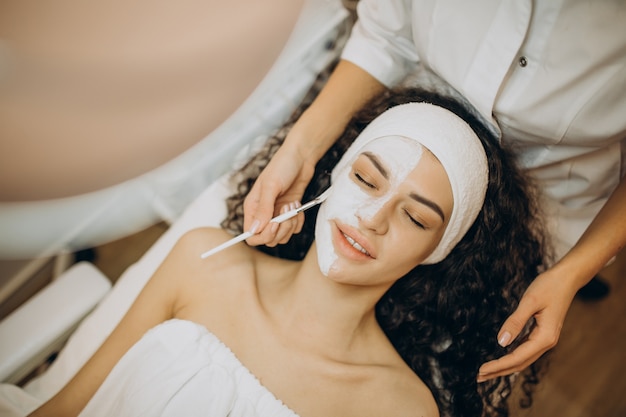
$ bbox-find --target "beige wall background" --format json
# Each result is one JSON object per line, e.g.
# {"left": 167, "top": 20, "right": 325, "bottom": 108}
{"left": 0, "top": 0, "right": 304, "bottom": 201}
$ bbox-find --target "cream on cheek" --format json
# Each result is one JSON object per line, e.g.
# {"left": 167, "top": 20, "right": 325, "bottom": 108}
{"left": 315, "top": 137, "right": 424, "bottom": 276}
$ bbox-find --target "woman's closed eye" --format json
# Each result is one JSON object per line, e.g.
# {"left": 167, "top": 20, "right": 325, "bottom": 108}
{"left": 354, "top": 171, "right": 377, "bottom": 189}
{"left": 404, "top": 209, "right": 426, "bottom": 229}
{"left": 351, "top": 154, "right": 386, "bottom": 191}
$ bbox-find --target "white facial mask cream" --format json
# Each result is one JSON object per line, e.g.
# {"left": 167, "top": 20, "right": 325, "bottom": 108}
{"left": 315, "top": 136, "right": 424, "bottom": 275}
{"left": 322, "top": 103, "right": 488, "bottom": 265}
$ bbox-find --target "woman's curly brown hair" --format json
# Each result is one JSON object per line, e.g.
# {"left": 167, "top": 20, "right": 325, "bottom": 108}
{"left": 222, "top": 86, "right": 550, "bottom": 417}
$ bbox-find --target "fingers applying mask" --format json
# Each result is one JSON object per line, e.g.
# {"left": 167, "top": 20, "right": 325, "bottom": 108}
{"left": 267, "top": 202, "right": 304, "bottom": 246}
{"left": 243, "top": 142, "right": 312, "bottom": 246}
{"left": 275, "top": 202, "right": 303, "bottom": 244}
{"left": 243, "top": 179, "right": 281, "bottom": 246}
{"left": 255, "top": 201, "right": 302, "bottom": 247}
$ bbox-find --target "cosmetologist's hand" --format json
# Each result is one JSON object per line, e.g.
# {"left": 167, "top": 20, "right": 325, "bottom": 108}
{"left": 243, "top": 139, "right": 317, "bottom": 247}
{"left": 477, "top": 267, "right": 579, "bottom": 382}
{"left": 241, "top": 61, "right": 386, "bottom": 248}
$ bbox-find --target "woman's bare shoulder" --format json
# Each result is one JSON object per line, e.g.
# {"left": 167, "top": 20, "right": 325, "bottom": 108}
{"left": 370, "top": 362, "right": 439, "bottom": 417}
{"left": 167, "top": 227, "right": 261, "bottom": 314}
{"left": 393, "top": 371, "right": 439, "bottom": 417}
{"left": 156, "top": 227, "right": 258, "bottom": 297}
{"left": 176, "top": 226, "right": 235, "bottom": 250}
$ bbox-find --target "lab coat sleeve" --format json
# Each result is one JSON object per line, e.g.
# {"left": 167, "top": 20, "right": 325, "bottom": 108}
{"left": 341, "top": 0, "right": 419, "bottom": 88}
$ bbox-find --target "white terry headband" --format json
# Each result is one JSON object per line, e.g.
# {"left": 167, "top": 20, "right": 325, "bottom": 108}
{"left": 331, "top": 102, "right": 489, "bottom": 264}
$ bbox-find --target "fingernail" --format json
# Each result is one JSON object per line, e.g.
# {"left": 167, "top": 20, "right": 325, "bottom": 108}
{"left": 270, "top": 221, "right": 279, "bottom": 234}
{"left": 498, "top": 331, "right": 512, "bottom": 347}
{"left": 249, "top": 220, "right": 260, "bottom": 234}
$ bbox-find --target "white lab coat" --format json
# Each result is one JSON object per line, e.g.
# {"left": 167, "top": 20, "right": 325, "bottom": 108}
{"left": 342, "top": 0, "right": 626, "bottom": 259}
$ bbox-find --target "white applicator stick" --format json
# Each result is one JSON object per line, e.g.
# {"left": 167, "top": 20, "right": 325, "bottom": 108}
{"left": 200, "top": 187, "right": 331, "bottom": 259}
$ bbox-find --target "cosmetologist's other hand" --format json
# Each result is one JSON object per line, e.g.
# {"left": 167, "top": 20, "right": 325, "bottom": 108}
{"left": 477, "top": 267, "right": 578, "bottom": 382}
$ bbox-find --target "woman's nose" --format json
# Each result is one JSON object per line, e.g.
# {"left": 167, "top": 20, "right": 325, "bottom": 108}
{"left": 357, "top": 199, "right": 392, "bottom": 235}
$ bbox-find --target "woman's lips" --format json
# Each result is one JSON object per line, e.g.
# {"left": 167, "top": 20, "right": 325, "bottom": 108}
{"left": 342, "top": 233, "right": 370, "bottom": 256}
{"left": 332, "top": 222, "right": 377, "bottom": 260}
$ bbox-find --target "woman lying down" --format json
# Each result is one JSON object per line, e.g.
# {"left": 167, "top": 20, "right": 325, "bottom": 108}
{"left": 28, "top": 89, "right": 548, "bottom": 417}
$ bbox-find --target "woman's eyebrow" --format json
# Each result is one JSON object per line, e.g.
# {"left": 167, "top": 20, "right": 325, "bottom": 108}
{"left": 362, "top": 152, "right": 389, "bottom": 179}
{"left": 408, "top": 192, "right": 445, "bottom": 222}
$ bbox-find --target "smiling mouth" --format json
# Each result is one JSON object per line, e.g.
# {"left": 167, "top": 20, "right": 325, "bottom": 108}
{"left": 342, "top": 232, "right": 372, "bottom": 257}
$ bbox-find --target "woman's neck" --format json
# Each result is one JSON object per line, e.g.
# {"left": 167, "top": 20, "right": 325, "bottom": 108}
{"left": 257, "top": 243, "right": 391, "bottom": 361}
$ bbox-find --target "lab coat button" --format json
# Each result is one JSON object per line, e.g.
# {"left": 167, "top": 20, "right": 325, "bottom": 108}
{"left": 519, "top": 56, "right": 528, "bottom": 67}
